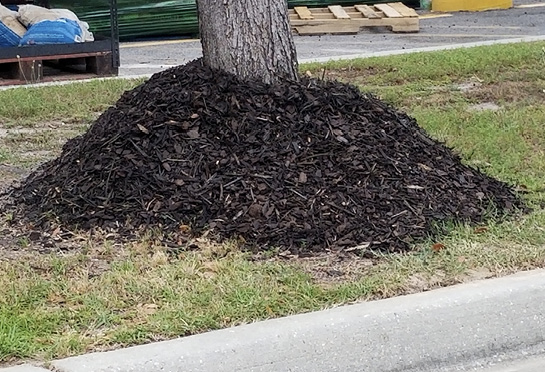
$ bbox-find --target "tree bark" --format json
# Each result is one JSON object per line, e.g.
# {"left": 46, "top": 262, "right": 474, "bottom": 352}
{"left": 196, "top": 0, "right": 299, "bottom": 84}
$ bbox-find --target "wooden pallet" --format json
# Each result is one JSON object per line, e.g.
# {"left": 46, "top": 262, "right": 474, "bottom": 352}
{"left": 0, "top": 52, "right": 116, "bottom": 85}
{"left": 290, "top": 2, "right": 419, "bottom": 35}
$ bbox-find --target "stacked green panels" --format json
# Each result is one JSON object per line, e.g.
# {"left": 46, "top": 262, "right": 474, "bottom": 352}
{"left": 47, "top": 0, "right": 198, "bottom": 39}
{"left": 47, "top": 0, "right": 417, "bottom": 40}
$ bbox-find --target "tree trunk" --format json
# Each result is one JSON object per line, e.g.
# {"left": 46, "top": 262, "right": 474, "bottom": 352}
{"left": 196, "top": 0, "right": 299, "bottom": 84}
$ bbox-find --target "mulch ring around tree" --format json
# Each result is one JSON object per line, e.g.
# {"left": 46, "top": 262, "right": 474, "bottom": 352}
{"left": 2, "top": 59, "right": 526, "bottom": 255}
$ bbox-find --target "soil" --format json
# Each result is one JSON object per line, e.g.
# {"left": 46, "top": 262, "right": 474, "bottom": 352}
{"left": 1, "top": 59, "right": 526, "bottom": 255}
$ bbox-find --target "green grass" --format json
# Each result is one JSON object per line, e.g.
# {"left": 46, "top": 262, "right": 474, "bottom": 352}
{"left": 1, "top": 41, "right": 545, "bottom": 365}
{"left": 304, "top": 41, "right": 545, "bottom": 85}
{"left": 0, "top": 79, "right": 143, "bottom": 127}
{"left": 1, "top": 228, "right": 544, "bottom": 362}
{"left": 0, "top": 149, "right": 15, "bottom": 164}
{"left": 411, "top": 106, "right": 545, "bottom": 190}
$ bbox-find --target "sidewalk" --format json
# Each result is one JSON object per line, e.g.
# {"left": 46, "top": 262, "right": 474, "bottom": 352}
{"left": 4, "top": 269, "right": 544, "bottom": 372}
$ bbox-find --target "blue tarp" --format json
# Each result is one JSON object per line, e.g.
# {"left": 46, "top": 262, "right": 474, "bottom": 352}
{"left": 20, "top": 18, "right": 83, "bottom": 45}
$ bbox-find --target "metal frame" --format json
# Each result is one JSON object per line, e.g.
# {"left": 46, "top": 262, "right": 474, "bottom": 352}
{"left": 0, "top": 0, "right": 120, "bottom": 72}
{"left": 109, "top": 0, "right": 120, "bottom": 68}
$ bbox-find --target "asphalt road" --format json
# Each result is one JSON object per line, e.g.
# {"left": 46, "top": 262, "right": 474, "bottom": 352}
{"left": 118, "top": 0, "right": 545, "bottom": 76}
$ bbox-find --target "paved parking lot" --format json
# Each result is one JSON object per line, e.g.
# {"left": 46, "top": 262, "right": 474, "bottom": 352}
{"left": 118, "top": 0, "right": 545, "bottom": 76}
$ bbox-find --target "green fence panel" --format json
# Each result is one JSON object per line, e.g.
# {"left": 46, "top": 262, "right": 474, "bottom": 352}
{"left": 47, "top": 0, "right": 418, "bottom": 40}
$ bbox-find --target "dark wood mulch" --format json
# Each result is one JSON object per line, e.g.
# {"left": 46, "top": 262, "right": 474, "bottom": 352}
{"left": 4, "top": 60, "right": 525, "bottom": 254}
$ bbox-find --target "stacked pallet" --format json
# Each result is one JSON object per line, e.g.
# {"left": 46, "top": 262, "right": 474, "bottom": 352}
{"left": 290, "top": 2, "right": 419, "bottom": 35}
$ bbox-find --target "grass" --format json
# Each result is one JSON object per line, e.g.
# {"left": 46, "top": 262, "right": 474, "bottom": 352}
{"left": 304, "top": 42, "right": 545, "bottom": 85}
{"left": 0, "top": 79, "right": 143, "bottom": 127}
{"left": 412, "top": 106, "right": 545, "bottom": 190}
{"left": 1, "top": 41, "right": 545, "bottom": 365}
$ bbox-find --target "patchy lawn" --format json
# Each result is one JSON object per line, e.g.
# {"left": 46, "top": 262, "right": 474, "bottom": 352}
{"left": 1, "top": 41, "right": 545, "bottom": 366}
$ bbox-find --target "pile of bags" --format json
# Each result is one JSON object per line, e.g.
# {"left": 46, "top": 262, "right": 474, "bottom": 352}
{"left": 0, "top": 3, "right": 93, "bottom": 47}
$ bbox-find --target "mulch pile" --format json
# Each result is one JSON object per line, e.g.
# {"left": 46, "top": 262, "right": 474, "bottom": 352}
{"left": 7, "top": 59, "right": 525, "bottom": 253}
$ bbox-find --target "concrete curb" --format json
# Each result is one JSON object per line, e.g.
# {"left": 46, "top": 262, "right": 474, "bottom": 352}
{"left": 24, "top": 269, "right": 541, "bottom": 372}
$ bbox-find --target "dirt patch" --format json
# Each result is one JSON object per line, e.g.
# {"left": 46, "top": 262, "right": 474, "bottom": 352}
{"left": 405, "top": 272, "right": 447, "bottom": 294}
{"left": 467, "top": 102, "right": 502, "bottom": 112}
{"left": 0, "top": 166, "right": 27, "bottom": 198}
{"left": 465, "top": 267, "right": 494, "bottom": 281}
{"left": 455, "top": 78, "right": 483, "bottom": 93}
{"left": 318, "top": 66, "right": 381, "bottom": 82}
{"left": 0, "top": 128, "right": 44, "bottom": 139}
{"left": 276, "top": 250, "right": 377, "bottom": 284}
{"left": 464, "top": 81, "right": 545, "bottom": 105}
{"left": 0, "top": 165, "right": 27, "bottom": 175}
{"left": 4, "top": 60, "right": 525, "bottom": 255}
